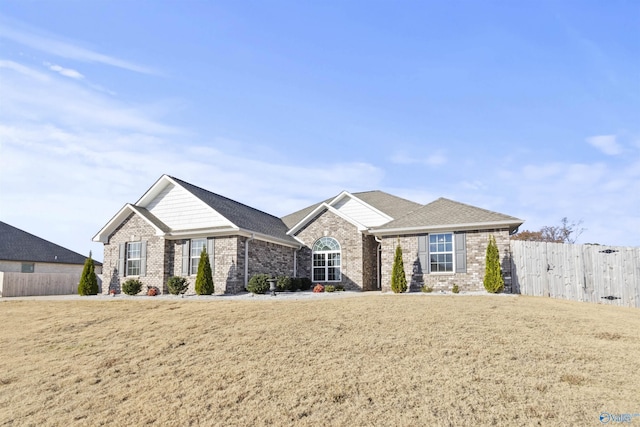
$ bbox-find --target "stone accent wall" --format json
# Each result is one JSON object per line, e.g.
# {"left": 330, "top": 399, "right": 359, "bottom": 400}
{"left": 101, "top": 213, "right": 166, "bottom": 295}
{"left": 246, "top": 238, "right": 295, "bottom": 279}
{"left": 380, "top": 229, "right": 513, "bottom": 293}
{"left": 294, "top": 209, "right": 365, "bottom": 290}
{"left": 362, "top": 235, "right": 379, "bottom": 291}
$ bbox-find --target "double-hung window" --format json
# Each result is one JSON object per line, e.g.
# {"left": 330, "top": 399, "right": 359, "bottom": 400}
{"left": 190, "top": 238, "right": 207, "bottom": 275}
{"left": 181, "top": 238, "right": 213, "bottom": 277}
{"left": 126, "top": 242, "right": 142, "bottom": 276}
{"left": 429, "top": 233, "right": 453, "bottom": 272}
{"left": 312, "top": 237, "right": 341, "bottom": 282}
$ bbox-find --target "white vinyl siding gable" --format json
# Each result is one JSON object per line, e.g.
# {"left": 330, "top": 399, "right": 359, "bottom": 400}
{"left": 332, "top": 196, "right": 391, "bottom": 227}
{"left": 145, "top": 183, "right": 234, "bottom": 231}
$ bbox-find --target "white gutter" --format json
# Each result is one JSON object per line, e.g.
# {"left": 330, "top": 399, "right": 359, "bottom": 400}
{"left": 244, "top": 233, "right": 255, "bottom": 288}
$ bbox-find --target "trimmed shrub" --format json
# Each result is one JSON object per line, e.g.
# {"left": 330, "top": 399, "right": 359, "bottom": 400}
{"left": 122, "top": 279, "right": 143, "bottom": 295}
{"left": 452, "top": 284, "right": 460, "bottom": 294}
{"left": 391, "top": 243, "right": 407, "bottom": 293}
{"left": 484, "top": 235, "right": 504, "bottom": 293}
{"left": 421, "top": 285, "right": 433, "bottom": 293}
{"left": 276, "top": 276, "right": 292, "bottom": 292}
{"left": 313, "top": 284, "right": 325, "bottom": 293}
{"left": 325, "top": 285, "right": 335, "bottom": 292}
{"left": 195, "top": 248, "right": 214, "bottom": 295}
{"left": 298, "top": 277, "right": 312, "bottom": 291}
{"left": 147, "top": 287, "right": 158, "bottom": 296}
{"left": 247, "top": 274, "right": 270, "bottom": 294}
{"left": 289, "top": 277, "right": 300, "bottom": 292}
{"left": 78, "top": 253, "right": 99, "bottom": 296}
{"left": 335, "top": 284, "right": 345, "bottom": 292}
{"left": 167, "top": 276, "right": 189, "bottom": 295}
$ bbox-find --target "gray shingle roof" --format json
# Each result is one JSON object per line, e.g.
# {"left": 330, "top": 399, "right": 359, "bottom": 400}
{"left": 281, "top": 190, "right": 422, "bottom": 229}
{"left": 373, "top": 197, "right": 523, "bottom": 232}
{"left": 170, "top": 177, "right": 299, "bottom": 244}
{"left": 0, "top": 221, "right": 99, "bottom": 265}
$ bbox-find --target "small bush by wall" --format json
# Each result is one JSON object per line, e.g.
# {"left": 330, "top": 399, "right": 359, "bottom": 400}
{"left": 298, "top": 277, "right": 312, "bottom": 291}
{"left": 313, "top": 284, "right": 325, "bottom": 293}
{"left": 167, "top": 276, "right": 189, "bottom": 295}
{"left": 122, "top": 279, "right": 143, "bottom": 295}
{"left": 276, "top": 276, "right": 292, "bottom": 292}
{"left": 248, "top": 274, "right": 270, "bottom": 294}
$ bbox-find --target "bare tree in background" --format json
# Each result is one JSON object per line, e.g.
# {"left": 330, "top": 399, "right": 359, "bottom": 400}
{"left": 511, "top": 217, "right": 585, "bottom": 244}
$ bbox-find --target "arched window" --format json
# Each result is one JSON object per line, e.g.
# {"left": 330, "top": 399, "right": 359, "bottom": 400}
{"left": 312, "top": 237, "right": 341, "bottom": 282}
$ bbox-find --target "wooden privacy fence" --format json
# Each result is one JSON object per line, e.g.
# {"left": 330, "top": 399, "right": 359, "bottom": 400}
{"left": 511, "top": 241, "right": 640, "bottom": 308}
{"left": 0, "top": 272, "right": 85, "bottom": 297}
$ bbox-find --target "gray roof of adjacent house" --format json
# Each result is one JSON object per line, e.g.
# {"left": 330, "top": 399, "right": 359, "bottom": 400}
{"left": 372, "top": 197, "right": 523, "bottom": 233}
{"left": 171, "top": 177, "right": 299, "bottom": 244}
{"left": 281, "top": 190, "right": 422, "bottom": 229}
{"left": 0, "top": 221, "right": 100, "bottom": 265}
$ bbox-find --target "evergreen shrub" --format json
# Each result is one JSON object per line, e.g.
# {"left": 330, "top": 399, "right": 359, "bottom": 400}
{"left": 78, "top": 253, "right": 99, "bottom": 296}
{"left": 452, "top": 284, "right": 460, "bottom": 294}
{"left": 325, "top": 285, "right": 335, "bottom": 292}
{"left": 167, "top": 276, "right": 189, "bottom": 295}
{"left": 276, "top": 276, "right": 292, "bottom": 292}
{"left": 298, "top": 277, "right": 312, "bottom": 291}
{"left": 247, "top": 274, "right": 270, "bottom": 294}
{"left": 122, "top": 279, "right": 143, "bottom": 295}
{"left": 391, "top": 243, "right": 407, "bottom": 293}
{"left": 483, "top": 235, "right": 504, "bottom": 293}
{"left": 195, "top": 248, "right": 214, "bottom": 295}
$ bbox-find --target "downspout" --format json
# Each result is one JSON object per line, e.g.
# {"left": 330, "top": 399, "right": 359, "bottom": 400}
{"left": 375, "top": 235, "right": 383, "bottom": 290}
{"left": 244, "top": 233, "right": 255, "bottom": 288}
{"left": 293, "top": 248, "right": 298, "bottom": 278}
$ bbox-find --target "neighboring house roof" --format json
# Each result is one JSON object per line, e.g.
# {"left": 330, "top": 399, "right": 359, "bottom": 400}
{"left": 371, "top": 197, "right": 524, "bottom": 235}
{"left": 0, "top": 221, "right": 99, "bottom": 265}
{"left": 281, "top": 190, "right": 422, "bottom": 229}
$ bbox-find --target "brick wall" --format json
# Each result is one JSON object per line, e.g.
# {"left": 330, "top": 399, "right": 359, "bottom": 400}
{"left": 380, "top": 229, "right": 512, "bottom": 293}
{"left": 102, "top": 213, "right": 166, "bottom": 295}
{"left": 294, "top": 209, "right": 366, "bottom": 290}
{"left": 246, "top": 238, "right": 295, "bottom": 279}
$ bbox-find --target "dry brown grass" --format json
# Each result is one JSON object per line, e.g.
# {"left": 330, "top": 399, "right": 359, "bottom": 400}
{"left": 1, "top": 294, "right": 639, "bottom": 426}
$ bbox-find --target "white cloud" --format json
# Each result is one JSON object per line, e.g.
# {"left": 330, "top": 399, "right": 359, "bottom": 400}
{"left": 0, "top": 59, "right": 384, "bottom": 260}
{"left": 586, "top": 135, "right": 622, "bottom": 155}
{"left": 45, "top": 62, "right": 84, "bottom": 79}
{"left": 391, "top": 150, "right": 447, "bottom": 166}
{"left": 0, "top": 16, "right": 155, "bottom": 74}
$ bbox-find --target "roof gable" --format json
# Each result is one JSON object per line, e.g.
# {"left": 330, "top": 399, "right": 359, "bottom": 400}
{"left": 171, "top": 177, "right": 297, "bottom": 243}
{"left": 143, "top": 179, "right": 234, "bottom": 231}
{"left": 95, "top": 175, "right": 298, "bottom": 246}
{"left": 372, "top": 197, "right": 524, "bottom": 234}
{"left": 0, "top": 221, "right": 97, "bottom": 265}
{"left": 282, "top": 190, "right": 422, "bottom": 232}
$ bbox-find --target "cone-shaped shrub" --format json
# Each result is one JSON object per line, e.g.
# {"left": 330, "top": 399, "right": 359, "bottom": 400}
{"left": 195, "top": 248, "right": 214, "bottom": 295}
{"left": 391, "top": 243, "right": 407, "bottom": 293}
{"left": 483, "top": 235, "right": 504, "bottom": 293}
{"left": 78, "top": 252, "right": 99, "bottom": 296}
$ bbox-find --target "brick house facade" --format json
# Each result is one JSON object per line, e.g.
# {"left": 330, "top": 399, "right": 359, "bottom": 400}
{"left": 94, "top": 175, "right": 523, "bottom": 295}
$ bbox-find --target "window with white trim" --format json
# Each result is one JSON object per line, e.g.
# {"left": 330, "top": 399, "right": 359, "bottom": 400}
{"left": 126, "top": 242, "right": 142, "bottom": 276}
{"left": 312, "top": 237, "right": 341, "bottom": 282}
{"left": 190, "top": 238, "right": 207, "bottom": 275}
{"left": 429, "top": 233, "right": 453, "bottom": 272}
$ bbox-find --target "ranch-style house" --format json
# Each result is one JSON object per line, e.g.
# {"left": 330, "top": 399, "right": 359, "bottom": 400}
{"left": 93, "top": 175, "right": 523, "bottom": 294}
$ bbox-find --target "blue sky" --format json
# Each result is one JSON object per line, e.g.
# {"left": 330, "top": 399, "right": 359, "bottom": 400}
{"left": 1, "top": 0, "right": 638, "bottom": 261}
